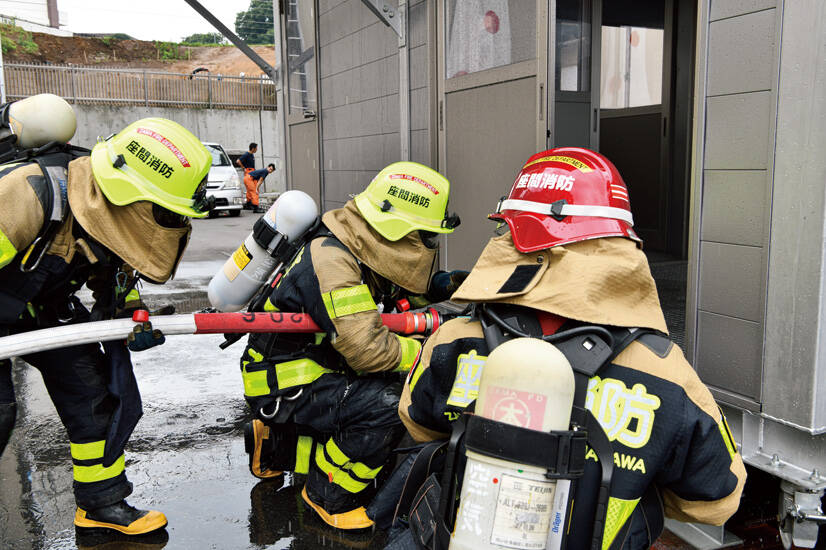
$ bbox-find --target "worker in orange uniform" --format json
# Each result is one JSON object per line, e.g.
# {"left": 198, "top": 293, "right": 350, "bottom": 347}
{"left": 236, "top": 142, "right": 257, "bottom": 210}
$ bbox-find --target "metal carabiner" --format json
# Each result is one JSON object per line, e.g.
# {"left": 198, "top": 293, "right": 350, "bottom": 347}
{"left": 283, "top": 388, "right": 304, "bottom": 401}
{"left": 19, "top": 236, "right": 51, "bottom": 273}
{"left": 260, "top": 397, "right": 281, "bottom": 419}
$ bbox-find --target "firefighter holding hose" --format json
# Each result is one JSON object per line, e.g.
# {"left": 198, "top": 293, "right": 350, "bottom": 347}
{"left": 239, "top": 162, "right": 467, "bottom": 529}
{"left": 0, "top": 100, "right": 212, "bottom": 536}
{"left": 390, "top": 148, "right": 746, "bottom": 549}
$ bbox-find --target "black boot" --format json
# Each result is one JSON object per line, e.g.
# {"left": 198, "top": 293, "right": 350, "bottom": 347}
{"left": 0, "top": 403, "right": 16, "bottom": 457}
{"left": 75, "top": 500, "right": 167, "bottom": 535}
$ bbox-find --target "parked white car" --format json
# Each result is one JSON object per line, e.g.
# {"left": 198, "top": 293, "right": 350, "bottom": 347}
{"left": 202, "top": 142, "right": 243, "bottom": 217}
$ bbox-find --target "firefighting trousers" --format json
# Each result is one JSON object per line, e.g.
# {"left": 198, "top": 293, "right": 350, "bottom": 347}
{"left": 264, "top": 373, "right": 405, "bottom": 515}
{"left": 243, "top": 168, "right": 259, "bottom": 206}
{"left": 21, "top": 343, "right": 133, "bottom": 509}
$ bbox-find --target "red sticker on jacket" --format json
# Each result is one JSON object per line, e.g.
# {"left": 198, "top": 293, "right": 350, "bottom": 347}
{"left": 137, "top": 128, "right": 191, "bottom": 167}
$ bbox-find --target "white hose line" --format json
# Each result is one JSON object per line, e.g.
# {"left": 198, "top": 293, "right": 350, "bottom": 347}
{"left": 0, "top": 314, "right": 197, "bottom": 361}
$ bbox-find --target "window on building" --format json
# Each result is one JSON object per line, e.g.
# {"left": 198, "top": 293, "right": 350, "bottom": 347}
{"left": 556, "top": 0, "right": 591, "bottom": 93}
{"left": 285, "top": 0, "right": 317, "bottom": 115}
{"left": 445, "top": 0, "right": 536, "bottom": 79}
{"left": 600, "top": 26, "right": 663, "bottom": 109}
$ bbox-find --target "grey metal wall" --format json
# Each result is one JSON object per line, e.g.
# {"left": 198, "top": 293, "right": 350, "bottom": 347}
{"left": 71, "top": 104, "right": 284, "bottom": 193}
{"left": 689, "top": 0, "right": 780, "bottom": 411}
{"left": 318, "top": 0, "right": 430, "bottom": 211}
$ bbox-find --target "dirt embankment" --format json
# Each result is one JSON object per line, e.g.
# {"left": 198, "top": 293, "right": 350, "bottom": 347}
{"left": 6, "top": 31, "right": 276, "bottom": 76}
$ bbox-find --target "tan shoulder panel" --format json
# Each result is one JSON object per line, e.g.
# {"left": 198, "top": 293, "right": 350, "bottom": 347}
{"left": 309, "top": 236, "right": 361, "bottom": 293}
{"left": 400, "top": 318, "right": 483, "bottom": 442}
{"left": 0, "top": 163, "right": 47, "bottom": 251}
{"left": 613, "top": 340, "right": 721, "bottom": 422}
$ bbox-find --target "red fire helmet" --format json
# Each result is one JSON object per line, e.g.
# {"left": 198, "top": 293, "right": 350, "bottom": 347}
{"left": 489, "top": 147, "right": 640, "bottom": 253}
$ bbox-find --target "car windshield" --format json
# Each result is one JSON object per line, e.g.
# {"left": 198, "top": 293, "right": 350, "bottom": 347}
{"left": 204, "top": 144, "right": 231, "bottom": 166}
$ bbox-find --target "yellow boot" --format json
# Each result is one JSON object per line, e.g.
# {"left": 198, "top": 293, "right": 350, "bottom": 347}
{"left": 301, "top": 485, "right": 374, "bottom": 530}
{"left": 74, "top": 500, "right": 167, "bottom": 535}
{"left": 245, "top": 419, "right": 284, "bottom": 480}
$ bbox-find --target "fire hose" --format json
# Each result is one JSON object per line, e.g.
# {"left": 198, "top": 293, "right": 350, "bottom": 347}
{"left": 0, "top": 308, "right": 450, "bottom": 361}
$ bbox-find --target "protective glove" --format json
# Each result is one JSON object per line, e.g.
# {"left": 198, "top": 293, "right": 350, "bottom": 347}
{"left": 126, "top": 321, "right": 166, "bottom": 352}
{"left": 428, "top": 270, "right": 470, "bottom": 302}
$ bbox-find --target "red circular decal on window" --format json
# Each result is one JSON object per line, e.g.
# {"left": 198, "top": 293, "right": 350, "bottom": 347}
{"left": 484, "top": 10, "right": 500, "bottom": 34}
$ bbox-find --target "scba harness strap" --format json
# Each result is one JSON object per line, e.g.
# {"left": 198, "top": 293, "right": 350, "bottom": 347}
{"left": 400, "top": 304, "right": 663, "bottom": 550}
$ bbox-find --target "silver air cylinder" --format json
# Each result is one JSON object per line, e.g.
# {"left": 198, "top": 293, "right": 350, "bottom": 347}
{"left": 208, "top": 190, "right": 318, "bottom": 312}
{"left": 450, "top": 338, "right": 576, "bottom": 550}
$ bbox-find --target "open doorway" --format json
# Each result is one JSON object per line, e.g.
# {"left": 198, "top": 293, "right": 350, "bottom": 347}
{"left": 597, "top": 0, "right": 696, "bottom": 347}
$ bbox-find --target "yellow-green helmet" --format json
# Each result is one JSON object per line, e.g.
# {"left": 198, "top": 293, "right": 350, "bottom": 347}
{"left": 354, "top": 161, "right": 460, "bottom": 241}
{"left": 89, "top": 118, "right": 212, "bottom": 218}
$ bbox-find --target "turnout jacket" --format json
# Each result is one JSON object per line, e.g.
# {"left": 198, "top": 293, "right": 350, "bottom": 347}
{"left": 242, "top": 201, "right": 436, "bottom": 411}
{"left": 399, "top": 235, "right": 746, "bottom": 548}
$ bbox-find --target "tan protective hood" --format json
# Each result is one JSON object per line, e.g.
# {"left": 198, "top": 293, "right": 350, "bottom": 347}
{"left": 452, "top": 234, "right": 668, "bottom": 333}
{"left": 322, "top": 200, "right": 436, "bottom": 294}
{"left": 67, "top": 156, "right": 190, "bottom": 283}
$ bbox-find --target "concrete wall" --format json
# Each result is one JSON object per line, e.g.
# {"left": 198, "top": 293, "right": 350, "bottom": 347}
{"left": 318, "top": 0, "right": 429, "bottom": 210}
{"left": 690, "top": 0, "right": 779, "bottom": 411}
{"left": 71, "top": 105, "right": 284, "bottom": 193}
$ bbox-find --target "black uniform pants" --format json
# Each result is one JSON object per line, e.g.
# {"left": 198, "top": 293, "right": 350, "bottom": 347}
{"left": 267, "top": 373, "right": 405, "bottom": 515}
{"left": 13, "top": 342, "right": 132, "bottom": 509}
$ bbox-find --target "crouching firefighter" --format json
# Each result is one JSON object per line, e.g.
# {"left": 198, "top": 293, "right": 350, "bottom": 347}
{"left": 0, "top": 106, "right": 214, "bottom": 535}
{"left": 239, "top": 162, "right": 467, "bottom": 529}
{"left": 386, "top": 148, "right": 747, "bottom": 549}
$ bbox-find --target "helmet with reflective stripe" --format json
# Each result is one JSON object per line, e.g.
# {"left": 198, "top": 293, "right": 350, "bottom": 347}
{"left": 89, "top": 118, "right": 212, "bottom": 218}
{"left": 354, "top": 161, "right": 460, "bottom": 241}
{"left": 489, "top": 147, "right": 639, "bottom": 252}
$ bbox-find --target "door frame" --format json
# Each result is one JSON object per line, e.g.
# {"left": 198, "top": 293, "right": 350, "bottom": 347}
{"left": 278, "top": 0, "right": 323, "bottom": 204}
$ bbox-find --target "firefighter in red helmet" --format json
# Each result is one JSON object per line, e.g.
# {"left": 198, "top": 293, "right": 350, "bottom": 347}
{"left": 383, "top": 148, "right": 745, "bottom": 550}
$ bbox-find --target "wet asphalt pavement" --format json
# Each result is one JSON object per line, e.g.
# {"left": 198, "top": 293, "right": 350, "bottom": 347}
{"left": 0, "top": 212, "right": 388, "bottom": 550}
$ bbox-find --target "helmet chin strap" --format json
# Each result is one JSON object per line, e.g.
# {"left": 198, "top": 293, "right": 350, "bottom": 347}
{"left": 497, "top": 198, "right": 635, "bottom": 227}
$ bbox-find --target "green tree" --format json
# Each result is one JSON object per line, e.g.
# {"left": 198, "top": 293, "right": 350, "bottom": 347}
{"left": 182, "top": 32, "right": 225, "bottom": 45}
{"left": 235, "top": 0, "right": 274, "bottom": 44}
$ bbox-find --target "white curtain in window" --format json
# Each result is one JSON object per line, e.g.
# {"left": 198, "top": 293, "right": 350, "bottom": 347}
{"left": 446, "top": 0, "right": 512, "bottom": 78}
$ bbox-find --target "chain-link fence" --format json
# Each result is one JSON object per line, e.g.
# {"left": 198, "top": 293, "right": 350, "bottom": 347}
{"left": 4, "top": 63, "right": 277, "bottom": 110}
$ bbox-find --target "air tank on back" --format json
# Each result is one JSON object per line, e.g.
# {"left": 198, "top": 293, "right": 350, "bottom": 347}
{"left": 1, "top": 93, "right": 77, "bottom": 148}
{"left": 208, "top": 190, "right": 319, "bottom": 312}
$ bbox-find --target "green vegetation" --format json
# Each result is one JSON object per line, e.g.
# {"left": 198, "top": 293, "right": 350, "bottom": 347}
{"left": 182, "top": 32, "right": 225, "bottom": 45}
{"left": 235, "top": 0, "right": 274, "bottom": 45}
{"left": 153, "top": 41, "right": 187, "bottom": 61}
{"left": 0, "top": 22, "right": 39, "bottom": 55}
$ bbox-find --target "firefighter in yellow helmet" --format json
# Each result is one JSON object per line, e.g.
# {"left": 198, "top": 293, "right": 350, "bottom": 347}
{"left": 240, "top": 162, "right": 466, "bottom": 529}
{"left": 0, "top": 113, "right": 212, "bottom": 536}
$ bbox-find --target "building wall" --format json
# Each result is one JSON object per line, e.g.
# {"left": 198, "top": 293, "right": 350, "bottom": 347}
{"left": 690, "top": 0, "right": 780, "bottom": 410}
{"left": 318, "top": 0, "right": 429, "bottom": 210}
{"left": 71, "top": 104, "right": 284, "bottom": 193}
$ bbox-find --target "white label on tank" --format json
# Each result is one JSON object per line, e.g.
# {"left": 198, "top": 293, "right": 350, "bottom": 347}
{"left": 491, "top": 474, "right": 556, "bottom": 549}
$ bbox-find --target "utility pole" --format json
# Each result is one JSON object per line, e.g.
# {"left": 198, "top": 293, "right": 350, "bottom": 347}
{"left": 181, "top": 0, "right": 277, "bottom": 84}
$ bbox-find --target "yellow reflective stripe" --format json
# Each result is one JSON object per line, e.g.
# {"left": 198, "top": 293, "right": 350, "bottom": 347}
{"left": 125, "top": 288, "right": 140, "bottom": 301}
{"left": 243, "top": 367, "right": 270, "bottom": 397}
{"left": 325, "top": 438, "right": 349, "bottom": 467}
{"left": 395, "top": 336, "right": 421, "bottom": 372}
{"left": 295, "top": 436, "right": 313, "bottom": 475}
{"left": 348, "top": 460, "right": 382, "bottom": 481}
{"left": 718, "top": 413, "right": 737, "bottom": 460}
{"left": 324, "top": 438, "right": 382, "bottom": 480}
{"left": 314, "top": 444, "right": 368, "bottom": 493}
{"left": 71, "top": 440, "right": 106, "bottom": 460}
{"left": 275, "top": 358, "right": 334, "bottom": 389}
{"left": 246, "top": 348, "right": 264, "bottom": 363}
{"left": 0, "top": 229, "right": 18, "bottom": 269}
{"left": 602, "top": 497, "right": 639, "bottom": 550}
{"left": 263, "top": 298, "right": 279, "bottom": 312}
{"left": 73, "top": 454, "right": 126, "bottom": 484}
{"left": 408, "top": 361, "right": 426, "bottom": 392}
{"left": 322, "top": 284, "right": 377, "bottom": 319}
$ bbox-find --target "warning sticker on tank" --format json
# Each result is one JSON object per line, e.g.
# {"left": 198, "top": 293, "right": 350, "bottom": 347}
{"left": 224, "top": 244, "right": 252, "bottom": 282}
{"left": 491, "top": 474, "right": 556, "bottom": 549}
